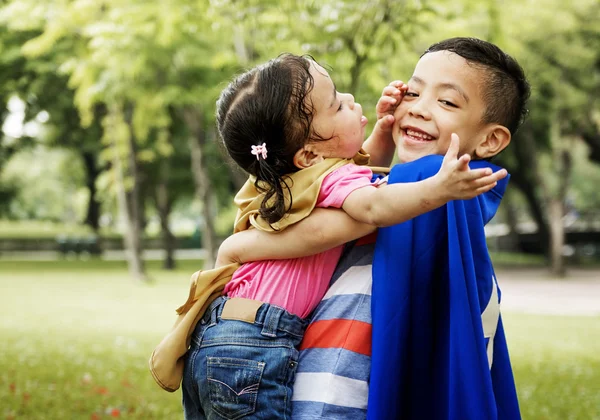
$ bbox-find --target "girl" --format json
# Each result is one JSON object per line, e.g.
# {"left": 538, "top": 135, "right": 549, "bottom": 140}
{"left": 181, "top": 53, "right": 506, "bottom": 420}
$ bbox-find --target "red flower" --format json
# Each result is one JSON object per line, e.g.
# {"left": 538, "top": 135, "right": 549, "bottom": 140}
{"left": 94, "top": 386, "right": 109, "bottom": 395}
{"left": 110, "top": 408, "right": 121, "bottom": 417}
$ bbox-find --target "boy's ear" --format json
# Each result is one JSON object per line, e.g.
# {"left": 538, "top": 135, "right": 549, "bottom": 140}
{"left": 293, "top": 145, "right": 325, "bottom": 169}
{"left": 475, "top": 125, "right": 511, "bottom": 159}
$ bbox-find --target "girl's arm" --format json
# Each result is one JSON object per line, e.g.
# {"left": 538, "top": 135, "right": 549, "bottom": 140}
{"left": 216, "top": 208, "right": 375, "bottom": 266}
{"left": 343, "top": 134, "right": 507, "bottom": 227}
{"left": 216, "top": 134, "right": 506, "bottom": 266}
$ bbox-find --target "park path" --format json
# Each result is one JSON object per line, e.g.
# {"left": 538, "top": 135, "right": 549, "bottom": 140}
{"left": 496, "top": 268, "right": 600, "bottom": 316}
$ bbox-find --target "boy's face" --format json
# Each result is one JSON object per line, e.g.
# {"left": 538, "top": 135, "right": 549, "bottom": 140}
{"left": 392, "top": 51, "right": 492, "bottom": 163}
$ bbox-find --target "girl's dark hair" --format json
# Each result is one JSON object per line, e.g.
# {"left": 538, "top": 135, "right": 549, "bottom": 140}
{"left": 424, "top": 37, "right": 531, "bottom": 135}
{"left": 216, "top": 53, "right": 317, "bottom": 226}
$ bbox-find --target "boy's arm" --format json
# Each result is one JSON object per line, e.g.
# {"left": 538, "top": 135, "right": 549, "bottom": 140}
{"left": 216, "top": 208, "right": 375, "bottom": 266}
{"left": 362, "top": 81, "right": 407, "bottom": 167}
{"left": 343, "top": 134, "right": 508, "bottom": 227}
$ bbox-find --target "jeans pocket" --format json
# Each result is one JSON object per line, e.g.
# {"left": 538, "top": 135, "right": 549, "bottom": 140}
{"left": 207, "top": 356, "right": 265, "bottom": 420}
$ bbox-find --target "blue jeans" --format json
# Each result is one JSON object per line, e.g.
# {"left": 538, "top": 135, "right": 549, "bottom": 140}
{"left": 182, "top": 296, "right": 307, "bottom": 420}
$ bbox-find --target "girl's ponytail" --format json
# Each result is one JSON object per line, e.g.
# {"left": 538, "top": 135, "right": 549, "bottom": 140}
{"left": 254, "top": 156, "right": 292, "bottom": 227}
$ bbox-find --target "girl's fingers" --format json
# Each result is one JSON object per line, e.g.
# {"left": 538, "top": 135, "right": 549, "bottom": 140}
{"left": 388, "top": 80, "right": 405, "bottom": 89}
{"left": 382, "top": 86, "right": 401, "bottom": 96}
{"left": 469, "top": 171, "right": 507, "bottom": 186}
{"left": 376, "top": 96, "right": 397, "bottom": 110}
{"left": 442, "top": 133, "right": 460, "bottom": 164}
{"left": 468, "top": 169, "right": 507, "bottom": 184}
{"left": 459, "top": 168, "right": 493, "bottom": 182}
{"left": 374, "top": 115, "right": 395, "bottom": 131}
{"left": 381, "top": 96, "right": 397, "bottom": 106}
{"left": 474, "top": 182, "right": 498, "bottom": 194}
{"left": 492, "top": 168, "right": 508, "bottom": 180}
{"left": 456, "top": 153, "right": 471, "bottom": 170}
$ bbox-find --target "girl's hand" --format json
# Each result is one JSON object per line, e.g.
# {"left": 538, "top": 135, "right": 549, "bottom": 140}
{"left": 363, "top": 81, "right": 408, "bottom": 166}
{"left": 373, "top": 80, "right": 408, "bottom": 135}
{"left": 435, "top": 133, "right": 508, "bottom": 200}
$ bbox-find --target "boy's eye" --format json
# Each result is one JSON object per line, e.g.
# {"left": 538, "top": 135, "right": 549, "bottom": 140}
{"left": 405, "top": 92, "right": 419, "bottom": 97}
{"left": 337, "top": 102, "right": 343, "bottom": 111}
{"left": 440, "top": 100, "right": 458, "bottom": 108}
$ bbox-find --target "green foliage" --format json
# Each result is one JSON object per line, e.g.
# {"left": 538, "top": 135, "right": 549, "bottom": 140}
{"left": 0, "top": 146, "right": 88, "bottom": 221}
{"left": 0, "top": 0, "right": 599, "bottom": 245}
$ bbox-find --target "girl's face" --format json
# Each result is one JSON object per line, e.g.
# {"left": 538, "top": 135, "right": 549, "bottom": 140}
{"left": 392, "top": 51, "right": 490, "bottom": 163}
{"left": 305, "top": 61, "right": 368, "bottom": 159}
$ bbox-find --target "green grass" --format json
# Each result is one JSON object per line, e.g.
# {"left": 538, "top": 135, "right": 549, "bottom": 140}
{"left": 503, "top": 313, "right": 600, "bottom": 419}
{"left": 490, "top": 250, "right": 547, "bottom": 267}
{"left": 0, "top": 220, "right": 170, "bottom": 240}
{"left": 1, "top": 260, "right": 599, "bottom": 419}
{"left": 0, "top": 260, "right": 202, "bottom": 419}
{"left": 0, "top": 220, "right": 102, "bottom": 239}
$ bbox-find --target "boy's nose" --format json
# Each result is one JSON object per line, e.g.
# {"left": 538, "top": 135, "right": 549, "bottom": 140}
{"left": 408, "top": 100, "right": 431, "bottom": 120}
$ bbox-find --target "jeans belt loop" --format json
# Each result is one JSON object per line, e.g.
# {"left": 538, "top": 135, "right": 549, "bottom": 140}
{"left": 261, "top": 305, "right": 283, "bottom": 338}
{"left": 209, "top": 296, "right": 225, "bottom": 325}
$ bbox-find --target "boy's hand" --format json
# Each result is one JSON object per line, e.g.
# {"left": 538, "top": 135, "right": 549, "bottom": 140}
{"left": 374, "top": 80, "right": 408, "bottom": 134}
{"left": 434, "top": 133, "right": 508, "bottom": 200}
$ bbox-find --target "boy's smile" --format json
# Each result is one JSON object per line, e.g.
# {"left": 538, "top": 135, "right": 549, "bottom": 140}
{"left": 393, "top": 51, "right": 494, "bottom": 163}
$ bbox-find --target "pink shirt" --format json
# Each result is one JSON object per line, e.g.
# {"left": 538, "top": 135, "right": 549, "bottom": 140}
{"left": 224, "top": 164, "right": 374, "bottom": 318}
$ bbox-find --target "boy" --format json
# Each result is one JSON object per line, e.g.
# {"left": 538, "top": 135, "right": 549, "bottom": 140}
{"left": 217, "top": 37, "right": 530, "bottom": 419}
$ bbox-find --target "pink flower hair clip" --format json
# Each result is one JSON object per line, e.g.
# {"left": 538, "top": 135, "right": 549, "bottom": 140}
{"left": 251, "top": 143, "right": 268, "bottom": 160}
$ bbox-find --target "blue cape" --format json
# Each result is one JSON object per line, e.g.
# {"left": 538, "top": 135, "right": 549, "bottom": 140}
{"left": 369, "top": 155, "right": 520, "bottom": 420}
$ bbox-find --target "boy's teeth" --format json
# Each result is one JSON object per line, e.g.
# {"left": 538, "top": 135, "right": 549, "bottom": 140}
{"left": 406, "top": 129, "right": 434, "bottom": 140}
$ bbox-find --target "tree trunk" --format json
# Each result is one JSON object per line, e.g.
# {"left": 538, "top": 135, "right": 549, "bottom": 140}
{"left": 581, "top": 128, "right": 600, "bottom": 165}
{"left": 538, "top": 115, "right": 573, "bottom": 277}
{"left": 155, "top": 158, "right": 176, "bottom": 270}
{"left": 502, "top": 192, "right": 521, "bottom": 252}
{"left": 348, "top": 53, "right": 366, "bottom": 95}
{"left": 82, "top": 151, "right": 101, "bottom": 231}
{"left": 548, "top": 198, "right": 566, "bottom": 276}
{"left": 183, "top": 106, "right": 219, "bottom": 270}
{"left": 508, "top": 171, "right": 550, "bottom": 248}
{"left": 548, "top": 146, "right": 573, "bottom": 277}
{"left": 495, "top": 126, "right": 550, "bottom": 252}
{"left": 111, "top": 106, "right": 147, "bottom": 282}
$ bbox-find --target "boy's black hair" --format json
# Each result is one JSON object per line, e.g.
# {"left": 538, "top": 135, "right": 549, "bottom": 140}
{"left": 216, "top": 54, "right": 317, "bottom": 226}
{"left": 424, "top": 37, "right": 530, "bottom": 135}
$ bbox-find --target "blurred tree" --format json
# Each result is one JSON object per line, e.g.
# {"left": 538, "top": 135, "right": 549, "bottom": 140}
{"left": 0, "top": 25, "right": 37, "bottom": 216}
{"left": 0, "top": 9, "right": 105, "bottom": 229}
{"left": 1, "top": 0, "right": 599, "bottom": 279}
{"left": 1, "top": 147, "right": 86, "bottom": 221}
{"left": 506, "top": 0, "right": 600, "bottom": 276}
